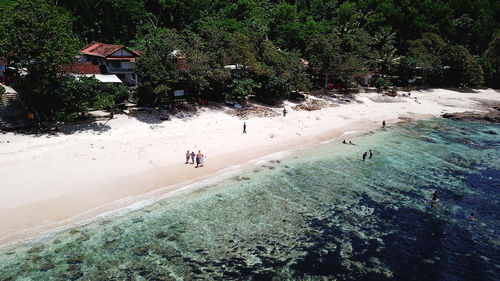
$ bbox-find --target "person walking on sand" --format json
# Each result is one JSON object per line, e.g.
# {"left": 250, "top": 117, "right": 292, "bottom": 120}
{"left": 283, "top": 107, "right": 287, "bottom": 117}
{"left": 190, "top": 151, "right": 196, "bottom": 164}
{"left": 362, "top": 152, "right": 367, "bottom": 161}
{"left": 369, "top": 150, "right": 373, "bottom": 159}
{"left": 243, "top": 122, "right": 247, "bottom": 134}
{"left": 185, "top": 150, "right": 190, "bottom": 164}
{"left": 200, "top": 153, "right": 206, "bottom": 167}
{"left": 196, "top": 151, "right": 201, "bottom": 167}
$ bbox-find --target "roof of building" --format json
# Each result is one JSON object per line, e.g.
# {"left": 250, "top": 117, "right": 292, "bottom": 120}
{"left": 79, "top": 42, "right": 141, "bottom": 58}
{"left": 70, "top": 74, "right": 123, "bottom": 83}
{"left": 62, "top": 61, "right": 101, "bottom": 74}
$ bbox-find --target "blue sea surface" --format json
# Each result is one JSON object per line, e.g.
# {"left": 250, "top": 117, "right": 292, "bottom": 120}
{"left": 0, "top": 118, "right": 499, "bottom": 280}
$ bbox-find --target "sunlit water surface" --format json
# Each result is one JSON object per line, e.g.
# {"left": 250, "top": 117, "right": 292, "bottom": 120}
{"left": 0, "top": 118, "right": 499, "bottom": 280}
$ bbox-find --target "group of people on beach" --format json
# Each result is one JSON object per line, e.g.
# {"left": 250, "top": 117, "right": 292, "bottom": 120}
{"left": 185, "top": 150, "right": 206, "bottom": 168}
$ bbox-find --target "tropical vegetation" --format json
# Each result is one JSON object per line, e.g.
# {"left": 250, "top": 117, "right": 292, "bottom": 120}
{"left": 0, "top": 0, "right": 499, "bottom": 121}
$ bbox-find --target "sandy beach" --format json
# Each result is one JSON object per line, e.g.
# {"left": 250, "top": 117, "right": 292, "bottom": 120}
{"left": 0, "top": 88, "right": 498, "bottom": 248}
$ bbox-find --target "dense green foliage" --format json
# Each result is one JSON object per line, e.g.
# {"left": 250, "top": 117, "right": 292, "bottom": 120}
{"left": 0, "top": 0, "right": 499, "bottom": 119}
{"left": 0, "top": 0, "right": 129, "bottom": 122}
{"left": 50, "top": 77, "right": 129, "bottom": 122}
{"left": 55, "top": 0, "right": 498, "bottom": 91}
{"left": 0, "top": 0, "right": 80, "bottom": 94}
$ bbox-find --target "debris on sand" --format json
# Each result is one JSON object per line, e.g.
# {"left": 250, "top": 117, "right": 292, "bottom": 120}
{"left": 227, "top": 103, "right": 280, "bottom": 119}
{"left": 292, "top": 99, "right": 333, "bottom": 111}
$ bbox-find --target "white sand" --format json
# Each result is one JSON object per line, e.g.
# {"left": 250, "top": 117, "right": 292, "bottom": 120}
{"left": 0, "top": 88, "right": 498, "bottom": 247}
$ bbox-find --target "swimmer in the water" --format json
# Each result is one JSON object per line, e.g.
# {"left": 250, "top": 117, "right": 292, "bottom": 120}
{"left": 430, "top": 190, "right": 438, "bottom": 209}
{"left": 469, "top": 212, "right": 475, "bottom": 220}
{"left": 343, "top": 140, "right": 347, "bottom": 144}
{"left": 349, "top": 141, "right": 355, "bottom": 145}
{"left": 431, "top": 191, "right": 438, "bottom": 202}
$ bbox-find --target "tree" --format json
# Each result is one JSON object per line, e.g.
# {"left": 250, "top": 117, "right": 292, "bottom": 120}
{"left": 135, "top": 29, "right": 184, "bottom": 104}
{"left": 407, "top": 33, "right": 449, "bottom": 85}
{"left": 408, "top": 33, "right": 484, "bottom": 86}
{"left": 372, "top": 26, "right": 398, "bottom": 76}
{"left": 306, "top": 29, "right": 370, "bottom": 88}
{"left": 0, "top": 0, "right": 81, "bottom": 120}
{"left": 0, "top": 0, "right": 80, "bottom": 80}
{"left": 50, "top": 76, "right": 129, "bottom": 122}
{"left": 444, "top": 45, "right": 484, "bottom": 86}
{"left": 483, "top": 31, "right": 500, "bottom": 88}
{"left": 58, "top": 0, "right": 149, "bottom": 44}
{"left": 0, "top": 0, "right": 79, "bottom": 68}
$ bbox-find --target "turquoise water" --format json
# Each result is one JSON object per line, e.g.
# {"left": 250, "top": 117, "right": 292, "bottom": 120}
{"left": 0, "top": 118, "right": 499, "bottom": 280}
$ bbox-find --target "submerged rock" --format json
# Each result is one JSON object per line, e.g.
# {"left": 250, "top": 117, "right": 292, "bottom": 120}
{"left": 66, "top": 254, "right": 84, "bottom": 264}
{"left": 156, "top": 231, "right": 168, "bottom": 239}
{"left": 39, "top": 261, "right": 55, "bottom": 271}
{"left": 133, "top": 246, "right": 150, "bottom": 256}
{"left": 420, "top": 136, "right": 436, "bottom": 143}
{"left": 483, "top": 130, "right": 497, "bottom": 135}
{"left": 442, "top": 111, "right": 500, "bottom": 123}
{"left": 27, "top": 246, "right": 43, "bottom": 253}
{"left": 66, "top": 269, "right": 83, "bottom": 281}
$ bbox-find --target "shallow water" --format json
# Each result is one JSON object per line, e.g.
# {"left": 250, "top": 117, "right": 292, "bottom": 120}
{"left": 0, "top": 118, "right": 499, "bottom": 280}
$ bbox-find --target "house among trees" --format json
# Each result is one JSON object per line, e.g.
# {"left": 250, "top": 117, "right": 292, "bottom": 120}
{"left": 62, "top": 61, "right": 123, "bottom": 84}
{"left": 78, "top": 42, "right": 142, "bottom": 86}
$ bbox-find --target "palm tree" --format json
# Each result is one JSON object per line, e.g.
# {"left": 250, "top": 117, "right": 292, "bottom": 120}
{"left": 373, "top": 26, "right": 399, "bottom": 76}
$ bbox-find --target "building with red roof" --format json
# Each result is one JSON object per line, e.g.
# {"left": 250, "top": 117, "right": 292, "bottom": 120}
{"left": 78, "top": 42, "right": 142, "bottom": 86}
{"left": 62, "top": 61, "right": 101, "bottom": 75}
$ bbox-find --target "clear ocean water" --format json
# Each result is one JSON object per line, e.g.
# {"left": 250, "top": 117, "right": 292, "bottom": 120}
{"left": 0, "top": 118, "right": 499, "bottom": 281}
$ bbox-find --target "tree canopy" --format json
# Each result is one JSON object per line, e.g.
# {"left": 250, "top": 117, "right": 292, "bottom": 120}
{"left": 0, "top": 0, "right": 499, "bottom": 120}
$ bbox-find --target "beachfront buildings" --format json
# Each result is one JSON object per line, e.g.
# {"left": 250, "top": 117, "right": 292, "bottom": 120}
{"left": 78, "top": 42, "right": 142, "bottom": 86}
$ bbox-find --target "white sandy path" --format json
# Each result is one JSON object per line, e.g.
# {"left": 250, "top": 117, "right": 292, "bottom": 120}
{"left": 0, "top": 88, "right": 498, "bottom": 248}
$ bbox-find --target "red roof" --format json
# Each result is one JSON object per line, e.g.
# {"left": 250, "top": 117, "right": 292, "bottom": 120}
{"left": 62, "top": 61, "right": 101, "bottom": 74}
{"left": 79, "top": 42, "right": 141, "bottom": 58}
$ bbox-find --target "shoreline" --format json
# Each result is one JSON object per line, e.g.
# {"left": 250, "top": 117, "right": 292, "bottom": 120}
{"left": 0, "top": 88, "right": 498, "bottom": 249}
{"left": 0, "top": 120, "right": 377, "bottom": 250}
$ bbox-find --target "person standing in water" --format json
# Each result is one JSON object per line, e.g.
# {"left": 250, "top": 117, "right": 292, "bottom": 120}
{"left": 243, "top": 122, "right": 247, "bottom": 133}
{"left": 430, "top": 190, "right": 438, "bottom": 209}
{"left": 432, "top": 191, "right": 438, "bottom": 202}
{"left": 382, "top": 120, "right": 386, "bottom": 128}
{"left": 362, "top": 152, "right": 367, "bottom": 161}
{"left": 369, "top": 150, "right": 373, "bottom": 159}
